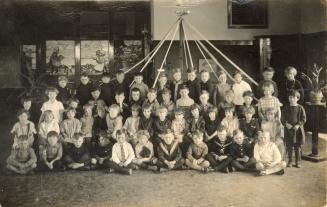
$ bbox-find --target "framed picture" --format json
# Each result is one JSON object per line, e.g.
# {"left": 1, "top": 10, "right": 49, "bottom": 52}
{"left": 228, "top": 0, "right": 268, "bottom": 28}
{"left": 114, "top": 40, "right": 143, "bottom": 72}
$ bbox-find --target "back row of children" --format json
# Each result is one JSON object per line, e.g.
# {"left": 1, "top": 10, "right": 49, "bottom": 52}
{"left": 8, "top": 65, "right": 306, "bottom": 176}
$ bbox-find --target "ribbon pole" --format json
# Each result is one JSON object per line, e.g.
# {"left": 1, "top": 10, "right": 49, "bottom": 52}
{"left": 181, "top": 20, "right": 194, "bottom": 68}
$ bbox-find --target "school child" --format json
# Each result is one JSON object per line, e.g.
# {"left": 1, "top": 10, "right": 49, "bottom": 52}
{"left": 123, "top": 104, "right": 141, "bottom": 147}
{"left": 206, "top": 125, "right": 233, "bottom": 173}
{"left": 107, "top": 129, "right": 135, "bottom": 175}
{"left": 6, "top": 135, "right": 37, "bottom": 175}
{"left": 188, "top": 104, "right": 206, "bottom": 134}
{"left": 232, "top": 72, "right": 252, "bottom": 115}
{"left": 90, "top": 131, "right": 113, "bottom": 169}
{"left": 40, "top": 87, "right": 64, "bottom": 124}
{"left": 92, "top": 106, "right": 108, "bottom": 142}
{"left": 153, "top": 106, "right": 172, "bottom": 147}
{"left": 60, "top": 107, "right": 82, "bottom": 144}
{"left": 261, "top": 107, "right": 285, "bottom": 158}
{"left": 139, "top": 104, "right": 155, "bottom": 138}
{"left": 185, "top": 68, "right": 201, "bottom": 103}
{"left": 111, "top": 70, "right": 130, "bottom": 101}
{"left": 204, "top": 106, "right": 220, "bottom": 142}
{"left": 171, "top": 108, "right": 190, "bottom": 156}
{"left": 38, "top": 110, "right": 60, "bottom": 154}
{"left": 57, "top": 75, "right": 71, "bottom": 107}
{"left": 217, "top": 89, "right": 235, "bottom": 120}
{"left": 130, "top": 72, "right": 149, "bottom": 101}
{"left": 185, "top": 130, "right": 210, "bottom": 173}
{"left": 257, "top": 81, "right": 282, "bottom": 121}
{"left": 238, "top": 90, "right": 257, "bottom": 119}
{"left": 64, "top": 133, "right": 91, "bottom": 170}
{"left": 130, "top": 88, "right": 143, "bottom": 107}
{"left": 156, "top": 73, "right": 169, "bottom": 104}
{"left": 199, "top": 69, "right": 214, "bottom": 102}
{"left": 114, "top": 90, "right": 131, "bottom": 122}
{"left": 142, "top": 88, "right": 160, "bottom": 116}
{"left": 256, "top": 67, "right": 278, "bottom": 98}
{"left": 281, "top": 90, "right": 306, "bottom": 168}
{"left": 66, "top": 97, "right": 82, "bottom": 119}
{"left": 213, "top": 71, "right": 231, "bottom": 108}
{"left": 199, "top": 90, "right": 214, "bottom": 118}
{"left": 80, "top": 104, "right": 95, "bottom": 149}
{"left": 254, "top": 131, "right": 286, "bottom": 176}
{"left": 176, "top": 85, "right": 194, "bottom": 119}
{"left": 11, "top": 109, "right": 36, "bottom": 148}
{"left": 100, "top": 72, "right": 114, "bottom": 106}
{"left": 160, "top": 88, "right": 175, "bottom": 119}
{"left": 169, "top": 68, "right": 184, "bottom": 102}
{"left": 39, "top": 131, "right": 64, "bottom": 171}
{"left": 221, "top": 106, "right": 239, "bottom": 138}
{"left": 156, "top": 129, "right": 185, "bottom": 172}
{"left": 20, "top": 95, "right": 40, "bottom": 124}
{"left": 76, "top": 73, "right": 92, "bottom": 107}
{"left": 132, "top": 130, "right": 157, "bottom": 170}
{"left": 239, "top": 106, "right": 259, "bottom": 145}
{"left": 230, "top": 129, "right": 256, "bottom": 172}
{"left": 88, "top": 85, "right": 106, "bottom": 114}
{"left": 106, "top": 104, "right": 123, "bottom": 140}
{"left": 282, "top": 66, "right": 304, "bottom": 104}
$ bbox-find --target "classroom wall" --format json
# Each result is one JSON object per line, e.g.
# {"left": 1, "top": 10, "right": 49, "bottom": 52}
{"left": 300, "top": 0, "right": 327, "bottom": 34}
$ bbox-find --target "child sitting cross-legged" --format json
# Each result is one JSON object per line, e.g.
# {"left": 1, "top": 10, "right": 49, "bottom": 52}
{"left": 206, "top": 125, "right": 233, "bottom": 173}
{"left": 254, "top": 131, "right": 286, "bottom": 176}
{"left": 90, "top": 131, "right": 113, "bottom": 169}
{"left": 132, "top": 130, "right": 157, "bottom": 170}
{"left": 64, "top": 133, "right": 91, "bottom": 170}
{"left": 156, "top": 129, "right": 185, "bottom": 172}
{"left": 123, "top": 104, "right": 141, "bottom": 148}
{"left": 185, "top": 130, "right": 210, "bottom": 173}
{"left": 107, "top": 129, "right": 135, "bottom": 175}
{"left": 39, "top": 131, "right": 64, "bottom": 171}
{"left": 6, "top": 135, "right": 37, "bottom": 175}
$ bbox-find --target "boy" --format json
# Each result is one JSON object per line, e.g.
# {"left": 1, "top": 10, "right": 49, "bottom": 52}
{"left": 221, "top": 106, "right": 239, "bottom": 138}
{"left": 20, "top": 95, "right": 40, "bottom": 124}
{"left": 256, "top": 67, "right": 278, "bottom": 98}
{"left": 188, "top": 104, "right": 205, "bottom": 134}
{"left": 254, "top": 131, "right": 286, "bottom": 176}
{"left": 64, "top": 133, "right": 91, "bottom": 170}
{"left": 204, "top": 106, "right": 220, "bottom": 142}
{"left": 40, "top": 87, "right": 64, "bottom": 124}
{"left": 239, "top": 90, "right": 256, "bottom": 119}
{"left": 282, "top": 66, "right": 304, "bottom": 104}
{"left": 108, "top": 129, "right": 135, "bottom": 175}
{"left": 142, "top": 88, "right": 160, "bottom": 116}
{"left": 157, "top": 129, "right": 185, "bottom": 172}
{"left": 66, "top": 97, "right": 82, "bottom": 119}
{"left": 230, "top": 129, "right": 256, "bottom": 172}
{"left": 199, "top": 90, "right": 214, "bottom": 118}
{"left": 112, "top": 70, "right": 130, "bottom": 100}
{"left": 206, "top": 125, "right": 233, "bottom": 173}
{"left": 171, "top": 108, "right": 190, "bottom": 156}
{"left": 139, "top": 104, "right": 155, "bottom": 138}
{"left": 281, "top": 90, "right": 306, "bottom": 168}
{"left": 217, "top": 90, "right": 235, "bottom": 120}
{"left": 160, "top": 88, "right": 175, "bottom": 119}
{"left": 185, "top": 68, "right": 201, "bottom": 103}
{"left": 100, "top": 72, "right": 114, "bottom": 106}
{"left": 199, "top": 69, "right": 213, "bottom": 102}
{"left": 106, "top": 104, "right": 123, "bottom": 140}
{"left": 60, "top": 107, "right": 82, "bottom": 144}
{"left": 91, "top": 131, "right": 113, "bottom": 169}
{"left": 156, "top": 73, "right": 169, "bottom": 104}
{"left": 39, "top": 131, "right": 64, "bottom": 171}
{"left": 76, "top": 73, "right": 92, "bottom": 107}
{"left": 239, "top": 106, "right": 259, "bottom": 145}
{"left": 123, "top": 104, "right": 141, "bottom": 147}
{"left": 130, "top": 72, "right": 149, "bottom": 101}
{"left": 185, "top": 130, "right": 210, "bottom": 173}
{"left": 114, "top": 90, "right": 131, "bottom": 122}
{"left": 133, "top": 130, "right": 156, "bottom": 170}
{"left": 169, "top": 68, "right": 184, "bottom": 102}
{"left": 88, "top": 85, "right": 106, "bottom": 114}
{"left": 213, "top": 71, "right": 231, "bottom": 108}
{"left": 232, "top": 72, "right": 252, "bottom": 115}
{"left": 176, "top": 85, "right": 194, "bottom": 119}
{"left": 7, "top": 135, "right": 37, "bottom": 175}
{"left": 130, "top": 88, "right": 143, "bottom": 108}
{"left": 57, "top": 75, "right": 71, "bottom": 107}
{"left": 80, "top": 104, "right": 95, "bottom": 149}
{"left": 257, "top": 81, "right": 282, "bottom": 121}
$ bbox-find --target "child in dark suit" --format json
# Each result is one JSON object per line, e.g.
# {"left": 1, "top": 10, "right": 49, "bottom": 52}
{"left": 185, "top": 68, "right": 201, "bottom": 103}
{"left": 57, "top": 76, "right": 71, "bottom": 107}
{"left": 76, "top": 74, "right": 92, "bottom": 107}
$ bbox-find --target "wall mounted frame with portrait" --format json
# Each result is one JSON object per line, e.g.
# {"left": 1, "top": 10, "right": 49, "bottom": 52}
{"left": 228, "top": 0, "right": 268, "bottom": 28}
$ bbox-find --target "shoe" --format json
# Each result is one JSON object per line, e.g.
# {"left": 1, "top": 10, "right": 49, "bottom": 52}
{"left": 293, "top": 164, "right": 302, "bottom": 168}
{"left": 258, "top": 171, "right": 267, "bottom": 176}
{"left": 128, "top": 169, "right": 133, "bottom": 175}
{"left": 275, "top": 169, "right": 285, "bottom": 175}
{"left": 207, "top": 167, "right": 215, "bottom": 172}
{"left": 287, "top": 162, "right": 292, "bottom": 168}
{"left": 202, "top": 168, "right": 208, "bottom": 173}
{"left": 108, "top": 168, "right": 115, "bottom": 173}
{"left": 224, "top": 167, "right": 230, "bottom": 174}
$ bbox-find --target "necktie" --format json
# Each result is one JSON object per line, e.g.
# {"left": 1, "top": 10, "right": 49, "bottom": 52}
{"left": 120, "top": 144, "right": 126, "bottom": 162}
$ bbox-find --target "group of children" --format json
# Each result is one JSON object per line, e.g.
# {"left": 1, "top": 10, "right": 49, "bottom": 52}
{"left": 7, "top": 66, "right": 307, "bottom": 176}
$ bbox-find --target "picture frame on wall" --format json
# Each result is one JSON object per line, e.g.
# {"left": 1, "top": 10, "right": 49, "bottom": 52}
{"left": 228, "top": 0, "right": 268, "bottom": 28}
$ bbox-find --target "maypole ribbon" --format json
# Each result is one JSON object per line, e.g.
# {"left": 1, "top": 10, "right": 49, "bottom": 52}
{"left": 181, "top": 20, "right": 194, "bottom": 68}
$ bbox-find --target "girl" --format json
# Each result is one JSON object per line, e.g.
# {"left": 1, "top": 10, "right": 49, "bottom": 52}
{"left": 11, "top": 109, "right": 36, "bottom": 148}
{"left": 80, "top": 104, "right": 94, "bottom": 148}
{"left": 38, "top": 110, "right": 60, "bottom": 154}
{"left": 40, "top": 87, "right": 64, "bottom": 124}
{"left": 213, "top": 71, "right": 231, "bottom": 108}
{"left": 123, "top": 104, "right": 141, "bottom": 147}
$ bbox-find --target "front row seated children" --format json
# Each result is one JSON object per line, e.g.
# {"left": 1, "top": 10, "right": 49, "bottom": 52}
{"left": 204, "top": 106, "right": 220, "bottom": 142}
{"left": 11, "top": 109, "right": 36, "bottom": 148}
{"left": 60, "top": 107, "right": 82, "bottom": 145}
{"left": 63, "top": 133, "right": 91, "bottom": 170}
{"left": 106, "top": 104, "right": 123, "bottom": 141}
{"left": 91, "top": 131, "right": 113, "bottom": 169}
{"left": 206, "top": 125, "right": 233, "bottom": 173}
{"left": 254, "top": 131, "right": 286, "bottom": 176}
{"left": 108, "top": 129, "right": 135, "bottom": 175}
{"left": 123, "top": 104, "right": 141, "bottom": 147}
{"left": 157, "top": 129, "right": 184, "bottom": 172}
{"left": 39, "top": 131, "right": 64, "bottom": 171}
{"left": 221, "top": 106, "right": 239, "bottom": 138}
{"left": 281, "top": 90, "right": 306, "bottom": 168}
{"left": 7, "top": 135, "right": 37, "bottom": 175}
{"left": 185, "top": 130, "right": 210, "bottom": 173}
{"left": 132, "top": 130, "right": 157, "bottom": 170}
{"left": 230, "top": 129, "right": 256, "bottom": 172}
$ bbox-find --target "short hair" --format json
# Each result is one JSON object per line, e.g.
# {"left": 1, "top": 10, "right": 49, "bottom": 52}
{"left": 96, "top": 106, "right": 106, "bottom": 112}
{"left": 134, "top": 72, "right": 143, "bottom": 77}
{"left": 173, "top": 68, "right": 181, "bottom": 74}
{"left": 263, "top": 67, "right": 275, "bottom": 73}
{"left": 131, "top": 87, "right": 141, "bottom": 94}
{"left": 116, "top": 129, "right": 127, "bottom": 136}
{"left": 187, "top": 68, "right": 196, "bottom": 73}
{"left": 98, "top": 130, "right": 109, "bottom": 139}
{"left": 233, "top": 71, "right": 242, "bottom": 77}
{"left": 81, "top": 72, "right": 89, "bottom": 78}
{"left": 17, "top": 108, "right": 30, "bottom": 118}
{"left": 83, "top": 104, "right": 93, "bottom": 112}
{"left": 207, "top": 106, "right": 218, "bottom": 113}
{"left": 224, "top": 106, "right": 235, "bottom": 112}
{"left": 217, "top": 124, "right": 227, "bottom": 132}
{"left": 217, "top": 70, "right": 226, "bottom": 77}
{"left": 115, "top": 89, "right": 125, "bottom": 96}
{"left": 285, "top": 66, "right": 297, "bottom": 75}
{"left": 20, "top": 95, "right": 32, "bottom": 104}
{"left": 159, "top": 73, "right": 167, "bottom": 78}
{"left": 68, "top": 97, "right": 79, "bottom": 105}
{"left": 73, "top": 132, "right": 84, "bottom": 140}
{"left": 161, "top": 88, "right": 171, "bottom": 95}
{"left": 58, "top": 76, "right": 68, "bottom": 82}
{"left": 43, "top": 110, "right": 54, "bottom": 118}
{"left": 190, "top": 103, "right": 200, "bottom": 111}
{"left": 131, "top": 104, "right": 141, "bottom": 112}
{"left": 262, "top": 81, "right": 275, "bottom": 90}
{"left": 47, "top": 131, "right": 59, "bottom": 138}
{"left": 180, "top": 85, "right": 189, "bottom": 91}
{"left": 142, "top": 103, "right": 152, "bottom": 111}
{"left": 288, "top": 90, "right": 301, "bottom": 99}
{"left": 200, "top": 90, "right": 209, "bottom": 96}
{"left": 174, "top": 108, "right": 184, "bottom": 115}
{"left": 148, "top": 88, "right": 157, "bottom": 94}
{"left": 192, "top": 130, "right": 204, "bottom": 140}
{"left": 137, "top": 130, "right": 150, "bottom": 140}
{"left": 45, "top": 87, "right": 59, "bottom": 95}
{"left": 243, "top": 90, "right": 254, "bottom": 97}
{"left": 161, "top": 128, "right": 173, "bottom": 136}
{"left": 116, "top": 70, "right": 125, "bottom": 75}
{"left": 233, "top": 129, "right": 244, "bottom": 137}
{"left": 109, "top": 104, "right": 120, "bottom": 111}
{"left": 200, "top": 69, "right": 210, "bottom": 74}
{"left": 244, "top": 106, "right": 255, "bottom": 115}
{"left": 158, "top": 105, "right": 168, "bottom": 112}
{"left": 102, "top": 72, "right": 110, "bottom": 78}
{"left": 91, "top": 85, "right": 101, "bottom": 92}
{"left": 265, "top": 107, "right": 277, "bottom": 115}
{"left": 65, "top": 107, "right": 76, "bottom": 114}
